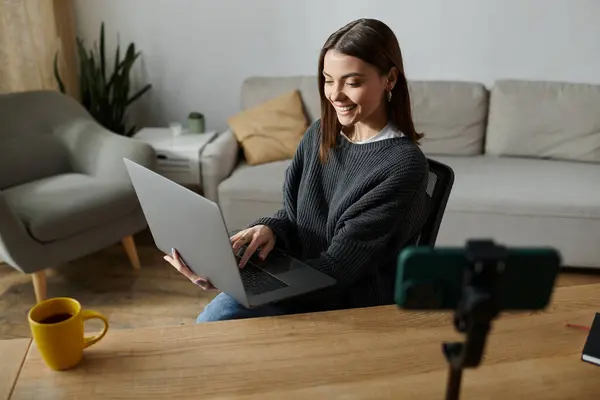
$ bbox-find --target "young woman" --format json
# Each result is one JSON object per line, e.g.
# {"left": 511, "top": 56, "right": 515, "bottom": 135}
{"left": 164, "top": 18, "right": 430, "bottom": 322}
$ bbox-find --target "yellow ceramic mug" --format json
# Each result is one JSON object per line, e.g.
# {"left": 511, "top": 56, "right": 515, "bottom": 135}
{"left": 28, "top": 297, "right": 109, "bottom": 370}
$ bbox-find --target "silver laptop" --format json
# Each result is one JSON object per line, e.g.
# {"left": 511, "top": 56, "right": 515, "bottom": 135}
{"left": 123, "top": 158, "right": 336, "bottom": 309}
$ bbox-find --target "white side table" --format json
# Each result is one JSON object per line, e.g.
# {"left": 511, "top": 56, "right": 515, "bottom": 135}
{"left": 133, "top": 128, "right": 218, "bottom": 188}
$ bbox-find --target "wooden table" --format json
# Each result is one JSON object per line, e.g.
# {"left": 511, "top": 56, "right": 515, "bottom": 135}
{"left": 8, "top": 284, "right": 600, "bottom": 399}
{"left": 0, "top": 338, "right": 31, "bottom": 400}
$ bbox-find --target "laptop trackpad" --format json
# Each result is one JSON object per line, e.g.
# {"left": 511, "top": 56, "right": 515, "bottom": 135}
{"left": 263, "top": 250, "right": 306, "bottom": 274}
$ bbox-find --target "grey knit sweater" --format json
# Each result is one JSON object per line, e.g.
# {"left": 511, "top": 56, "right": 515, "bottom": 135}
{"left": 251, "top": 119, "right": 430, "bottom": 311}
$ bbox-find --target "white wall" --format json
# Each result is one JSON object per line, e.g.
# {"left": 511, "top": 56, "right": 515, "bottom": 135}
{"left": 74, "top": 0, "right": 600, "bottom": 132}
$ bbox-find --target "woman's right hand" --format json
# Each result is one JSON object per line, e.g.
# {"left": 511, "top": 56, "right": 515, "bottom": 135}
{"left": 163, "top": 248, "right": 217, "bottom": 290}
{"left": 230, "top": 225, "right": 276, "bottom": 268}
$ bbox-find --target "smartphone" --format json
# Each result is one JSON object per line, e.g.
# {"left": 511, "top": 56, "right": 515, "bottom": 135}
{"left": 395, "top": 245, "right": 561, "bottom": 311}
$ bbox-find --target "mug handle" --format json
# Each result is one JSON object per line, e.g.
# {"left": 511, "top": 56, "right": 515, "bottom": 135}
{"left": 81, "top": 309, "right": 109, "bottom": 349}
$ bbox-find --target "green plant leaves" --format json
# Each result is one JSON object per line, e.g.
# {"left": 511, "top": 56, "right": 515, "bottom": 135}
{"left": 54, "top": 21, "right": 152, "bottom": 136}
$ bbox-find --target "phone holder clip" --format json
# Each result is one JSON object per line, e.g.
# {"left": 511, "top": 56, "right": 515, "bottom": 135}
{"left": 443, "top": 239, "right": 507, "bottom": 400}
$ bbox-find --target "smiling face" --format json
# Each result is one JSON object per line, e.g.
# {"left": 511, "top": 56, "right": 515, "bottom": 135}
{"left": 323, "top": 50, "right": 391, "bottom": 129}
{"left": 316, "top": 18, "right": 421, "bottom": 163}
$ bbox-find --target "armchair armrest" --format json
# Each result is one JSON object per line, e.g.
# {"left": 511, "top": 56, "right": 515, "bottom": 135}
{"left": 200, "top": 129, "right": 240, "bottom": 203}
{"left": 55, "top": 119, "right": 156, "bottom": 185}
{"left": 0, "top": 191, "right": 39, "bottom": 272}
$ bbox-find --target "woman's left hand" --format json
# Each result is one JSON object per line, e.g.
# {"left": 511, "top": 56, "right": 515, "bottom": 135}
{"left": 163, "top": 248, "right": 217, "bottom": 290}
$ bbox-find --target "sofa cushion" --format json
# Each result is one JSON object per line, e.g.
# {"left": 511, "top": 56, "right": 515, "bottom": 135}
{"left": 241, "top": 76, "right": 321, "bottom": 122}
{"left": 218, "top": 160, "right": 290, "bottom": 229}
{"left": 219, "top": 153, "right": 600, "bottom": 236}
{"left": 220, "top": 160, "right": 289, "bottom": 202}
{"left": 3, "top": 173, "right": 140, "bottom": 242}
{"left": 485, "top": 80, "right": 600, "bottom": 163}
{"left": 433, "top": 155, "right": 600, "bottom": 219}
{"left": 228, "top": 90, "right": 308, "bottom": 165}
{"left": 240, "top": 76, "right": 489, "bottom": 156}
{"left": 409, "top": 81, "right": 488, "bottom": 156}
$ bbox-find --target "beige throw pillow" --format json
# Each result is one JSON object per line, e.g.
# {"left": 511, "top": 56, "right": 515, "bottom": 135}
{"left": 228, "top": 90, "right": 308, "bottom": 165}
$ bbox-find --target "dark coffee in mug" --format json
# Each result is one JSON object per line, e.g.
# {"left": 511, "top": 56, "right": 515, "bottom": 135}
{"left": 39, "top": 313, "right": 73, "bottom": 324}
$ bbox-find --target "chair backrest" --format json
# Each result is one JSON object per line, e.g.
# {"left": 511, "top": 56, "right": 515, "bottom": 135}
{"left": 413, "top": 158, "right": 455, "bottom": 246}
{"left": 0, "top": 90, "right": 91, "bottom": 190}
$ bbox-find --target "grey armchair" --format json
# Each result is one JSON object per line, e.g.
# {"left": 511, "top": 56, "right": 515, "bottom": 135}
{"left": 0, "top": 90, "right": 155, "bottom": 303}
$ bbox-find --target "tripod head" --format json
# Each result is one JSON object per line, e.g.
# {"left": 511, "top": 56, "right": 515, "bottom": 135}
{"left": 395, "top": 239, "right": 561, "bottom": 400}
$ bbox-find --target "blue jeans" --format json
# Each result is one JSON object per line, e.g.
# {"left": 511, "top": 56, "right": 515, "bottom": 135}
{"left": 196, "top": 292, "right": 287, "bottom": 323}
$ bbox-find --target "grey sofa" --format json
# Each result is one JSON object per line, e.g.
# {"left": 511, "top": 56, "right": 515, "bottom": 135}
{"left": 201, "top": 76, "right": 600, "bottom": 269}
{"left": 0, "top": 90, "right": 156, "bottom": 302}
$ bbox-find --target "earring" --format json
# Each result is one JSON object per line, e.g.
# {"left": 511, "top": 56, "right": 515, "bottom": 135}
{"left": 387, "top": 90, "right": 392, "bottom": 102}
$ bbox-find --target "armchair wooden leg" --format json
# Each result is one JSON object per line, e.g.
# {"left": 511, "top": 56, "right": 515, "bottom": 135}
{"left": 31, "top": 271, "right": 47, "bottom": 303}
{"left": 122, "top": 235, "right": 141, "bottom": 270}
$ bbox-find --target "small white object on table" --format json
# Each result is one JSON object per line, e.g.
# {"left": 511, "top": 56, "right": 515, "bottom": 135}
{"left": 133, "top": 127, "right": 218, "bottom": 187}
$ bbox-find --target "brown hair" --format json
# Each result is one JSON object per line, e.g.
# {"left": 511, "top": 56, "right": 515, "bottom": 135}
{"left": 317, "top": 18, "right": 423, "bottom": 162}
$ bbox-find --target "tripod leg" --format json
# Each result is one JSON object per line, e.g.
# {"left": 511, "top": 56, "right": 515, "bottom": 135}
{"left": 445, "top": 366, "right": 463, "bottom": 400}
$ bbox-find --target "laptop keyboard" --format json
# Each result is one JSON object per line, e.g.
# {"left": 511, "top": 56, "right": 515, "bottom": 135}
{"left": 235, "top": 257, "right": 289, "bottom": 296}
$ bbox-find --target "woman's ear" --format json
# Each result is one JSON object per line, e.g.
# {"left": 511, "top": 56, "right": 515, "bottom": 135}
{"left": 386, "top": 67, "right": 399, "bottom": 90}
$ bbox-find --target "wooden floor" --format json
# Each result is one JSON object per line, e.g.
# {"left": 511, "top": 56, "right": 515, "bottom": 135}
{"left": 0, "top": 230, "right": 217, "bottom": 340}
{"left": 1, "top": 230, "right": 599, "bottom": 340}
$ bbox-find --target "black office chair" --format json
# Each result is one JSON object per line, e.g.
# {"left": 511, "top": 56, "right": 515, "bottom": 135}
{"left": 412, "top": 157, "right": 455, "bottom": 247}
{"left": 317, "top": 157, "right": 455, "bottom": 312}
{"left": 367, "top": 158, "right": 455, "bottom": 308}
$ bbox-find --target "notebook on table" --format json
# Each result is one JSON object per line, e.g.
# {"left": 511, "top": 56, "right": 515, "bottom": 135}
{"left": 582, "top": 313, "right": 600, "bottom": 367}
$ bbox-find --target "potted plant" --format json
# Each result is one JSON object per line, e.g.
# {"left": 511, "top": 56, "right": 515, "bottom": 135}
{"left": 187, "top": 112, "right": 205, "bottom": 133}
{"left": 54, "top": 22, "right": 152, "bottom": 137}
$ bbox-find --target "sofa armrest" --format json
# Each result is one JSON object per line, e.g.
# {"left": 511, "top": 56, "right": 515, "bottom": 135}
{"left": 201, "top": 129, "right": 240, "bottom": 203}
{"left": 55, "top": 119, "right": 156, "bottom": 184}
